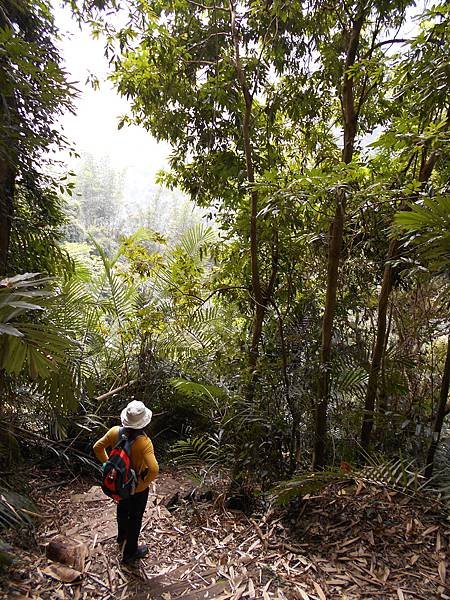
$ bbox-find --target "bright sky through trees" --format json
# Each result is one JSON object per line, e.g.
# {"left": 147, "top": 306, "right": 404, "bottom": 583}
{"left": 52, "top": 1, "right": 171, "bottom": 180}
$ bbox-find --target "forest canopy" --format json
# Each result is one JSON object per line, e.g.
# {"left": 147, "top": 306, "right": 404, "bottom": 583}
{"left": 0, "top": 0, "right": 449, "bottom": 517}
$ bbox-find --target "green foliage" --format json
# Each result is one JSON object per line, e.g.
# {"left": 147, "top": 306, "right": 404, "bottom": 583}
{"left": 395, "top": 195, "right": 450, "bottom": 274}
{"left": 0, "top": 273, "right": 73, "bottom": 379}
{"left": 0, "top": 1, "right": 75, "bottom": 171}
{"left": 62, "top": 242, "right": 104, "bottom": 278}
{"left": 170, "top": 378, "right": 227, "bottom": 401}
{"left": 0, "top": 269, "right": 114, "bottom": 421}
{"left": 0, "top": 0, "right": 76, "bottom": 275}
{"left": 271, "top": 455, "right": 447, "bottom": 507}
{"left": 9, "top": 186, "right": 74, "bottom": 276}
{"left": 179, "top": 224, "right": 216, "bottom": 260}
{"left": 171, "top": 433, "right": 226, "bottom": 469}
{"left": 64, "top": 153, "right": 127, "bottom": 258}
{"left": 170, "top": 432, "right": 230, "bottom": 485}
{"left": 271, "top": 470, "right": 345, "bottom": 505}
{"left": 1, "top": 0, "right": 448, "bottom": 496}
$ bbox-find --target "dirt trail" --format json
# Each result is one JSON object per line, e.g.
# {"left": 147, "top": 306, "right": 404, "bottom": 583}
{"left": 2, "top": 470, "right": 262, "bottom": 599}
{"left": 1, "top": 468, "right": 450, "bottom": 599}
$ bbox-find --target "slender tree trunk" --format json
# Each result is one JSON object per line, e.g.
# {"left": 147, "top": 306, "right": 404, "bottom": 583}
{"left": 0, "top": 159, "right": 14, "bottom": 276}
{"left": 229, "top": 0, "right": 279, "bottom": 401}
{"left": 229, "top": 0, "right": 264, "bottom": 388}
{"left": 378, "top": 300, "right": 393, "bottom": 415}
{"left": 312, "top": 15, "right": 364, "bottom": 470}
{"left": 360, "top": 238, "right": 399, "bottom": 448}
{"left": 227, "top": 5, "right": 282, "bottom": 498}
{"left": 313, "top": 195, "right": 345, "bottom": 468}
{"left": 246, "top": 302, "right": 265, "bottom": 393}
{"left": 0, "top": 7, "right": 15, "bottom": 277}
{"left": 245, "top": 120, "right": 265, "bottom": 393}
{"left": 360, "top": 147, "right": 444, "bottom": 450}
{"left": 273, "top": 298, "right": 298, "bottom": 471}
{"left": 424, "top": 335, "right": 450, "bottom": 479}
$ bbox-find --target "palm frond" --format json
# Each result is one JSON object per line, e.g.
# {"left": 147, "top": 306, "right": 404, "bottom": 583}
{"left": 270, "top": 453, "right": 448, "bottom": 507}
{"left": 170, "top": 377, "right": 227, "bottom": 400}
{"left": 333, "top": 366, "right": 368, "bottom": 394}
{"left": 170, "top": 433, "right": 230, "bottom": 488}
{"left": 0, "top": 274, "right": 75, "bottom": 380}
{"left": 271, "top": 470, "right": 344, "bottom": 505}
{"left": 180, "top": 224, "right": 215, "bottom": 259}
{"left": 330, "top": 348, "right": 369, "bottom": 397}
{"left": 394, "top": 194, "right": 450, "bottom": 271}
{"left": 359, "top": 455, "right": 427, "bottom": 493}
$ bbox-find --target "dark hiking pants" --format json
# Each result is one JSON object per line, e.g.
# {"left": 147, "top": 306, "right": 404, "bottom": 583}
{"left": 117, "top": 487, "right": 149, "bottom": 559}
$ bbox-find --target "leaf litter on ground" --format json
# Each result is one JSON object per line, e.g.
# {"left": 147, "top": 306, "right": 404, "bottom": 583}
{"left": 0, "top": 467, "right": 449, "bottom": 599}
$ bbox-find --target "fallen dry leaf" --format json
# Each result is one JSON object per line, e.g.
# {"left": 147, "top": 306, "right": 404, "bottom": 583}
{"left": 295, "top": 587, "right": 310, "bottom": 600}
{"left": 313, "top": 581, "right": 326, "bottom": 600}
{"left": 42, "top": 563, "right": 83, "bottom": 583}
{"left": 3, "top": 467, "right": 450, "bottom": 600}
{"left": 439, "top": 560, "right": 446, "bottom": 584}
{"left": 45, "top": 536, "right": 89, "bottom": 572}
{"left": 247, "top": 578, "right": 256, "bottom": 598}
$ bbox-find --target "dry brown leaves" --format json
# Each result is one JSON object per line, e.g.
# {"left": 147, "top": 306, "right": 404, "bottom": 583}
{"left": 0, "top": 470, "right": 449, "bottom": 600}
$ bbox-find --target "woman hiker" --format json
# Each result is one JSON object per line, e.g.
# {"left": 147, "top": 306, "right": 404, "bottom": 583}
{"left": 93, "top": 400, "right": 159, "bottom": 563}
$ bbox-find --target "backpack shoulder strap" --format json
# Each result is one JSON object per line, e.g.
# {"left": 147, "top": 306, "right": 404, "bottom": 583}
{"left": 127, "top": 430, "right": 147, "bottom": 448}
{"left": 113, "top": 426, "right": 126, "bottom": 448}
{"left": 117, "top": 428, "right": 146, "bottom": 447}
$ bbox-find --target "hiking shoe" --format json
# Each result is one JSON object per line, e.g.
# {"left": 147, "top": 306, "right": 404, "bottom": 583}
{"left": 122, "top": 545, "right": 149, "bottom": 564}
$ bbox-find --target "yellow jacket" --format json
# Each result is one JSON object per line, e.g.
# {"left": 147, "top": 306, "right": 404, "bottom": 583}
{"left": 93, "top": 426, "right": 159, "bottom": 494}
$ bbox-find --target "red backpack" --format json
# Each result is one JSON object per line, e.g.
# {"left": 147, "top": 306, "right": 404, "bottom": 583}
{"left": 101, "top": 428, "right": 141, "bottom": 502}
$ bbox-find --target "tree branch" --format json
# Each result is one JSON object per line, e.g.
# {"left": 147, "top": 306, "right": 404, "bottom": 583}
{"left": 187, "top": 32, "right": 230, "bottom": 52}
{"left": 370, "top": 37, "right": 409, "bottom": 52}
{"left": 228, "top": 0, "right": 261, "bottom": 303}
{"left": 95, "top": 380, "right": 138, "bottom": 402}
{"left": 186, "top": 0, "right": 228, "bottom": 11}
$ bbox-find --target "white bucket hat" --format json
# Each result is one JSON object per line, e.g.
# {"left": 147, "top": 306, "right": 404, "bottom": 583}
{"left": 120, "top": 400, "right": 152, "bottom": 429}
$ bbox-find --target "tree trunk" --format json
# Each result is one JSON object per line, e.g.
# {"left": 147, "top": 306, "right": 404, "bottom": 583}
{"left": 312, "top": 14, "right": 364, "bottom": 470}
{"left": 360, "top": 144, "right": 444, "bottom": 451}
{"left": 378, "top": 299, "right": 393, "bottom": 415}
{"left": 229, "top": 0, "right": 281, "bottom": 402}
{"left": 0, "top": 158, "right": 14, "bottom": 276}
{"left": 0, "top": 6, "right": 15, "bottom": 277}
{"left": 246, "top": 301, "right": 266, "bottom": 398}
{"left": 313, "top": 195, "right": 345, "bottom": 469}
{"left": 360, "top": 238, "right": 399, "bottom": 449}
{"left": 273, "top": 298, "right": 298, "bottom": 471}
{"left": 424, "top": 335, "right": 450, "bottom": 480}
